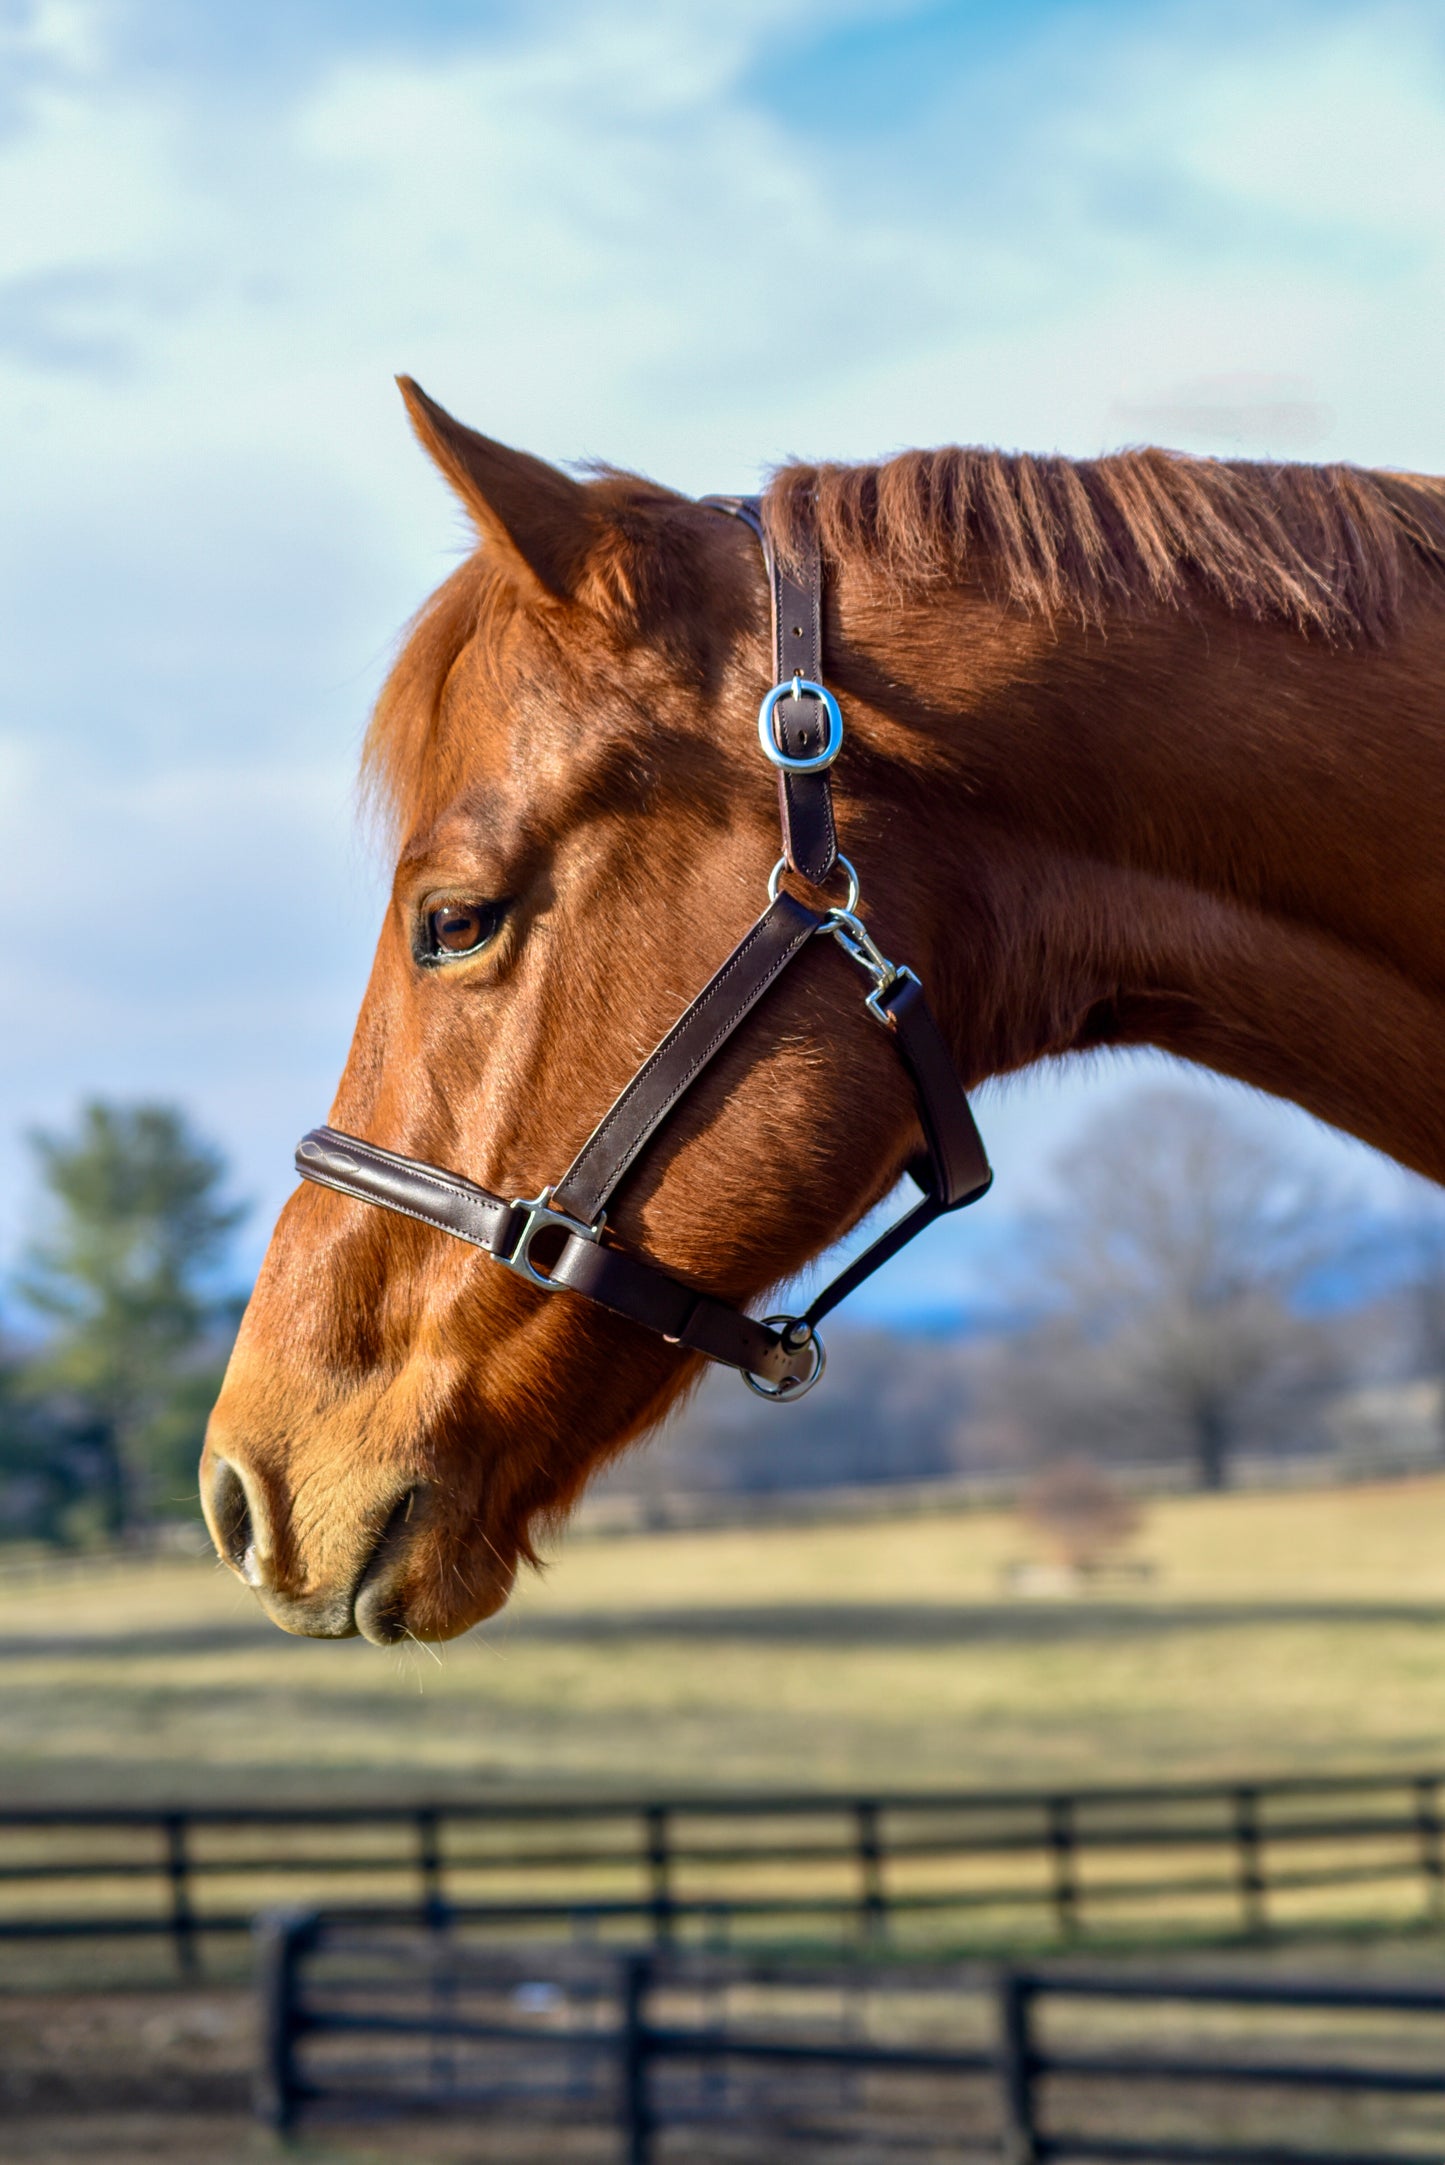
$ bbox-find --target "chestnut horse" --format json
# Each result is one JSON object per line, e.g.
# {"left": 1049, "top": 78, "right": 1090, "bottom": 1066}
{"left": 202, "top": 380, "right": 1445, "bottom": 1643}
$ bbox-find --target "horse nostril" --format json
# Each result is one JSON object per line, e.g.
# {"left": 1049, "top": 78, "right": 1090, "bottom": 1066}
{"left": 354, "top": 1581, "right": 406, "bottom": 1646}
{"left": 205, "top": 1458, "right": 262, "bottom": 1583}
{"left": 353, "top": 1489, "right": 423, "bottom": 1647}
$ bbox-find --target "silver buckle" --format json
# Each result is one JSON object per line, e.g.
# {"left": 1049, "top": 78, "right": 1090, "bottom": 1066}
{"left": 743, "top": 1316, "right": 827, "bottom": 1400}
{"left": 757, "top": 677, "right": 844, "bottom": 773}
{"left": 504, "top": 1188, "right": 603, "bottom": 1290}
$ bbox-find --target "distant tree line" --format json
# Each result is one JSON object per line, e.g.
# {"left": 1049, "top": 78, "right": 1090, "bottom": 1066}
{"left": 0, "top": 1103, "right": 244, "bottom": 1545}
{"left": 603, "top": 1087, "right": 1445, "bottom": 1506}
{"left": 4, "top": 1082, "right": 1445, "bottom": 1547}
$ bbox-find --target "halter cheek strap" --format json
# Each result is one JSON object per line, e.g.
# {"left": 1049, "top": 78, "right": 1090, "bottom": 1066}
{"left": 295, "top": 494, "right": 991, "bottom": 1400}
{"left": 705, "top": 496, "right": 839, "bottom": 886}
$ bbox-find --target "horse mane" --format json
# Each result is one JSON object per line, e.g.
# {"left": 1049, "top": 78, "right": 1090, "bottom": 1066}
{"left": 365, "top": 444, "right": 1445, "bottom": 835}
{"left": 765, "top": 446, "right": 1445, "bottom": 641}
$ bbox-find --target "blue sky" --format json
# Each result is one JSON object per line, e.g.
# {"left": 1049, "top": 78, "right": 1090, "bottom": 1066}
{"left": 3, "top": 0, "right": 1443, "bottom": 1317}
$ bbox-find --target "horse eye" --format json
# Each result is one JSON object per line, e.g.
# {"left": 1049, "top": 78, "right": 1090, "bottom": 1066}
{"left": 426, "top": 901, "right": 503, "bottom": 958}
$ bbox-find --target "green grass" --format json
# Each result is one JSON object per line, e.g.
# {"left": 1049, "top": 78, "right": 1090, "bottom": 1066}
{"left": 3, "top": 1474, "right": 1445, "bottom": 1806}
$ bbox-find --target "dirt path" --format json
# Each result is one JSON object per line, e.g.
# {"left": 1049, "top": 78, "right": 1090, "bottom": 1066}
{"left": 0, "top": 1989, "right": 617, "bottom": 2163}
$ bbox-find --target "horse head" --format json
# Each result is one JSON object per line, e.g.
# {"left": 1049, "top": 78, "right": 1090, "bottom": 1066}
{"left": 206, "top": 390, "right": 1445, "bottom": 1643}
{"left": 201, "top": 383, "right": 942, "bottom": 1642}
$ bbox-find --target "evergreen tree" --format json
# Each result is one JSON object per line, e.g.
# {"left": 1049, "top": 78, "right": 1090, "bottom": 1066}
{"left": 15, "top": 1102, "right": 246, "bottom": 1537}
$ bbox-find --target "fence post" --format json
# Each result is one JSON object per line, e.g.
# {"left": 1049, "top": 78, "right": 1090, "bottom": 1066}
{"left": 996, "top": 1967, "right": 1038, "bottom": 2165}
{"left": 644, "top": 1806, "right": 674, "bottom": 1944}
{"left": 1415, "top": 1778, "right": 1443, "bottom": 1915}
{"left": 620, "top": 1949, "right": 655, "bottom": 2165}
{"left": 1232, "top": 1787, "right": 1267, "bottom": 1935}
{"left": 162, "top": 1813, "right": 198, "bottom": 1979}
{"left": 1045, "top": 1797, "right": 1078, "bottom": 1939}
{"left": 855, "top": 1802, "right": 887, "bottom": 1942}
{"left": 416, "top": 1808, "right": 446, "bottom": 1927}
{"left": 253, "top": 1909, "right": 318, "bottom": 2132}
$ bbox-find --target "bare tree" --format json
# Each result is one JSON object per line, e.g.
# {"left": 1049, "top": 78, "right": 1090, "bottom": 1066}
{"left": 1001, "top": 1086, "right": 1356, "bottom": 1490}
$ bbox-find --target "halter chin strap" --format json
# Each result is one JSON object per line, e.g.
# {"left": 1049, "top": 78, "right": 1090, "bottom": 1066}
{"left": 295, "top": 494, "right": 992, "bottom": 1399}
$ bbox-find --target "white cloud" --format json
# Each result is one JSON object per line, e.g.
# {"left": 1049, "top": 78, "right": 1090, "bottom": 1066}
{"left": 0, "top": 0, "right": 1439, "bottom": 1280}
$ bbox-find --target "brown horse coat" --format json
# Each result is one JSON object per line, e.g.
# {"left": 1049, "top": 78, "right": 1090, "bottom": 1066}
{"left": 202, "top": 383, "right": 1445, "bottom": 1643}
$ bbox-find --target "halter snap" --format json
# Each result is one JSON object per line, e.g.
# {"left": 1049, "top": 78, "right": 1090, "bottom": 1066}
{"left": 822, "top": 906, "right": 920, "bottom": 1030}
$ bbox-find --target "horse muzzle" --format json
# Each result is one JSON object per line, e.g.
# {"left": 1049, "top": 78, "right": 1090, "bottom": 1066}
{"left": 201, "top": 1455, "right": 505, "bottom": 1644}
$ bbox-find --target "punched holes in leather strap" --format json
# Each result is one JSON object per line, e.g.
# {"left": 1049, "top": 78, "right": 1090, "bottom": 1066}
{"left": 769, "top": 528, "right": 839, "bottom": 885}
{"left": 703, "top": 492, "right": 839, "bottom": 887}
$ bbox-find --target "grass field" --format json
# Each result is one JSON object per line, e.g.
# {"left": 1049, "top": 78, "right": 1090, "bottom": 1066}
{"left": 6, "top": 1481, "right": 1445, "bottom": 2162}
{"left": 3, "top": 1473, "right": 1445, "bottom": 1807}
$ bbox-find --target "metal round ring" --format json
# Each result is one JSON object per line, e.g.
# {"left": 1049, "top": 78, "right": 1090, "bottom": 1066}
{"left": 743, "top": 1318, "right": 827, "bottom": 1401}
{"left": 767, "top": 854, "right": 861, "bottom": 914}
{"left": 756, "top": 679, "right": 844, "bottom": 773}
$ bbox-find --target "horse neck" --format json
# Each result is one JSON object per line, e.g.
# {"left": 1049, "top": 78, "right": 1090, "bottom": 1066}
{"left": 834, "top": 567, "right": 1445, "bottom": 1182}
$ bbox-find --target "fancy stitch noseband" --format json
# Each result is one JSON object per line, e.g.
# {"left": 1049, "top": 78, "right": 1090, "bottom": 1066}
{"left": 294, "top": 497, "right": 992, "bottom": 1399}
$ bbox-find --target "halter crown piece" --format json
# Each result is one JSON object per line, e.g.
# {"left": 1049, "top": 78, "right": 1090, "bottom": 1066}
{"left": 295, "top": 497, "right": 992, "bottom": 1400}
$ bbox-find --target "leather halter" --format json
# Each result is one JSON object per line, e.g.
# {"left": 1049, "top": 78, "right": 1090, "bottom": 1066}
{"left": 294, "top": 497, "right": 992, "bottom": 1399}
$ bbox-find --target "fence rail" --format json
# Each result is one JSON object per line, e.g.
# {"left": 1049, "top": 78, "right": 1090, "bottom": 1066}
{"left": 256, "top": 1915, "right": 1445, "bottom": 2162}
{"left": 4, "top": 1770, "right": 1445, "bottom": 1975}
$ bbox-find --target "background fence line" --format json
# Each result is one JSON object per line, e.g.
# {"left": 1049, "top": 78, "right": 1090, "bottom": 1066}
{"left": 5, "top": 1768, "right": 1445, "bottom": 1975}
{"left": 255, "top": 1918, "right": 1445, "bottom": 2163}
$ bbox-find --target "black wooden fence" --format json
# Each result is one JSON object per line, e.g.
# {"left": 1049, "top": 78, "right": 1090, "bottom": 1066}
{"left": 5, "top": 1770, "right": 1445, "bottom": 1976}
{"left": 256, "top": 1915, "right": 1445, "bottom": 2163}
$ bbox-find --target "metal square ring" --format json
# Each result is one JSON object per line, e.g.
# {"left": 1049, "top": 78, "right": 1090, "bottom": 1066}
{"left": 504, "top": 1190, "right": 602, "bottom": 1290}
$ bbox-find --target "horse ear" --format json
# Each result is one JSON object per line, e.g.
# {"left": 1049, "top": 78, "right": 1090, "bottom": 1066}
{"left": 397, "top": 377, "right": 591, "bottom": 602}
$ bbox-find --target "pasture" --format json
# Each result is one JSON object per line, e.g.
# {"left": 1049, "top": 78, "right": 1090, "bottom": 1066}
{"left": 6, "top": 1475, "right": 1445, "bottom": 2164}
{"left": 3, "top": 1474, "right": 1445, "bottom": 1808}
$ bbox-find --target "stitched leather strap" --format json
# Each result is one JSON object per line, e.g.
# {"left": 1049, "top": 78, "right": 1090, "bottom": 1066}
{"left": 552, "top": 891, "right": 822, "bottom": 1225}
{"left": 768, "top": 517, "right": 839, "bottom": 885}
{"left": 703, "top": 494, "right": 839, "bottom": 886}
{"left": 294, "top": 927, "right": 990, "bottom": 1386}
{"left": 295, "top": 1124, "right": 814, "bottom": 1389}
{"left": 796, "top": 971, "right": 992, "bottom": 1332}
{"left": 547, "top": 1237, "right": 802, "bottom": 1381}
{"left": 882, "top": 972, "right": 992, "bottom": 1210}
{"left": 295, "top": 1129, "right": 524, "bottom": 1255}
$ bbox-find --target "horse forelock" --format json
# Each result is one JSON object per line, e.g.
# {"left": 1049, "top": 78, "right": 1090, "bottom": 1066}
{"left": 361, "top": 554, "right": 492, "bottom": 843}
{"left": 765, "top": 445, "right": 1445, "bottom": 642}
